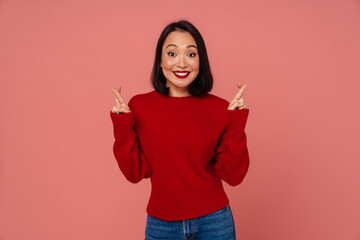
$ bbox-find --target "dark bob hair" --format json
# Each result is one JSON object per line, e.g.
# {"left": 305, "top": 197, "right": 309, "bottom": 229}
{"left": 151, "top": 20, "right": 213, "bottom": 97}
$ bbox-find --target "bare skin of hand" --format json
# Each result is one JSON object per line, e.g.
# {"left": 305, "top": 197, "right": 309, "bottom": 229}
{"left": 227, "top": 83, "right": 248, "bottom": 110}
{"left": 111, "top": 86, "right": 131, "bottom": 114}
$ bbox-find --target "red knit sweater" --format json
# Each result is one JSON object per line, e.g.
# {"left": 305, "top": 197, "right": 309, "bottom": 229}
{"left": 110, "top": 90, "right": 249, "bottom": 221}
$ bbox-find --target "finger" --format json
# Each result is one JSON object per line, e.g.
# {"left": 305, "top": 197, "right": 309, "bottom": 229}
{"left": 120, "top": 102, "right": 128, "bottom": 107}
{"left": 238, "top": 82, "right": 247, "bottom": 91}
{"left": 238, "top": 99, "right": 246, "bottom": 108}
{"left": 120, "top": 106, "right": 131, "bottom": 113}
{"left": 125, "top": 105, "right": 130, "bottom": 111}
{"left": 112, "top": 106, "right": 129, "bottom": 114}
{"left": 228, "top": 97, "right": 244, "bottom": 108}
{"left": 112, "top": 88, "right": 122, "bottom": 104}
{"left": 234, "top": 83, "right": 247, "bottom": 100}
{"left": 112, "top": 87, "right": 127, "bottom": 105}
{"left": 116, "top": 105, "right": 131, "bottom": 113}
{"left": 228, "top": 100, "right": 246, "bottom": 110}
{"left": 229, "top": 98, "right": 237, "bottom": 106}
{"left": 118, "top": 101, "right": 130, "bottom": 110}
{"left": 112, "top": 106, "right": 120, "bottom": 114}
{"left": 236, "top": 83, "right": 247, "bottom": 98}
{"left": 228, "top": 100, "right": 240, "bottom": 110}
{"left": 231, "top": 97, "right": 243, "bottom": 105}
{"left": 112, "top": 87, "right": 125, "bottom": 104}
{"left": 239, "top": 97, "right": 247, "bottom": 109}
{"left": 237, "top": 100, "right": 247, "bottom": 109}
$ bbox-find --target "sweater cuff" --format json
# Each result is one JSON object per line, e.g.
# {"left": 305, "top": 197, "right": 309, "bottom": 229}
{"left": 226, "top": 108, "right": 249, "bottom": 133}
{"left": 110, "top": 110, "right": 135, "bottom": 132}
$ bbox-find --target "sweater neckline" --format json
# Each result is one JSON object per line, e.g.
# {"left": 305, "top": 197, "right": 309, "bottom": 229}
{"left": 152, "top": 90, "right": 201, "bottom": 102}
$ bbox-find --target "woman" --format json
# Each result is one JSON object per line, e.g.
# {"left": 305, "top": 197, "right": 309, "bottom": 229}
{"left": 110, "top": 20, "right": 249, "bottom": 240}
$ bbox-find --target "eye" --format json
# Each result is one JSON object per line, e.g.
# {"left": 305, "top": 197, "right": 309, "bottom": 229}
{"left": 188, "top": 53, "right": 197, "bottom": 57}
{"left": 167, "top": 52, "right": 176, "bottom": 57}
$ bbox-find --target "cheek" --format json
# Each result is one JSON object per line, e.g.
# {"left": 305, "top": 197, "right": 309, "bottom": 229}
{"left": 162, "top": 58, "right": 174, "bottom": 69}
{"left": 191, "top": 58, "right": 200, "bottom": 71}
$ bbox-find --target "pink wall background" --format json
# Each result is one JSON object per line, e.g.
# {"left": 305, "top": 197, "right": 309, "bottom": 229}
{"left": 1, "top": 0, "right": 359, "bottom": 239}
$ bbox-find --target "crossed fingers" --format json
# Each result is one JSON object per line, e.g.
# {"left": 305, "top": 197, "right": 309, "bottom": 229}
{"left": 111, "top": 86, "right": 131, "bottom": 114}
{"left": 228, "top": 83, "right": 248, "bottom": 110}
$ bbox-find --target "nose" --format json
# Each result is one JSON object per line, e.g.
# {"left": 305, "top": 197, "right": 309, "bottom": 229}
{"left": 177, "top": 55, "right": 187, "bottom": 68}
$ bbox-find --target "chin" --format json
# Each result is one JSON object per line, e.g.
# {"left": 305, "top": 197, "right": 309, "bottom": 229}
{"left": 166, "top": 75, "right": 196, "bottom": 89}
{"left": 174, "top": 82, "right": 193, "bottom": 89}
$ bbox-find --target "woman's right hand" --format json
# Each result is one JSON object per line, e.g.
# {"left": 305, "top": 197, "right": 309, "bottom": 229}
{"left": 111, "top": 86, "right": 131, "bottom": 114}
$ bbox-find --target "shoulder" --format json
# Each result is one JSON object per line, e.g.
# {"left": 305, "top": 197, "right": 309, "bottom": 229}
{"left": 204, "top": 92, "right": 230, "bottom": 108}
{"left": 128, "top": 90, "right": 155, "bottom": 107}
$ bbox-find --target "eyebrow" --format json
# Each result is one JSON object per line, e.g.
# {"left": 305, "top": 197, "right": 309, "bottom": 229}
{"left": 165, "top": 44, "right": 198, "bottom": 49}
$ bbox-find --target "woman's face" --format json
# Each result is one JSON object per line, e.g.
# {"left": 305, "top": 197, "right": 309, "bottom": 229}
{"left": 161, "top": 31, "right": 200, "bottom": 95}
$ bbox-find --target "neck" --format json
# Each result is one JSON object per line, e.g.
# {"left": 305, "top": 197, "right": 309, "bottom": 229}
{"left": 167, "top": 86, "right": 191, "bottom": 97}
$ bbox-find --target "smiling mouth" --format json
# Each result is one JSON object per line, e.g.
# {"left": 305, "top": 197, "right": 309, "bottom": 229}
{"left": 173, "top": 71, "right": 190, "bottom": 79}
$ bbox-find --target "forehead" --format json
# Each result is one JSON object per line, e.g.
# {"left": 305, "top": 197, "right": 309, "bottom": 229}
{"left": 163, "top": 31, "right": 197, "bottom": 48}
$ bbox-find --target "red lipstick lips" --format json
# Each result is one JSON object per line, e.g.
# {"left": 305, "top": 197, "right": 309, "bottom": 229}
{"left": 173, "top": 71, "right": 190, "bottom": 79}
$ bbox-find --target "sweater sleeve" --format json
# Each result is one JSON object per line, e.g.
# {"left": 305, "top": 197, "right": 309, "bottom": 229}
{"left": 214, "top": 108, "right": 250, "bottom": 186}
{"left": 109, "top": 105, "right": 152, "bottom": 183}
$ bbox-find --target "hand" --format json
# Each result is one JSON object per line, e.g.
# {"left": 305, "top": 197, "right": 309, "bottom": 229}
{"left": 111, "top": 86, "right": 131, "bottom": 114}
{"left": 227, "top": 83, "right": 248, "bottom": 110}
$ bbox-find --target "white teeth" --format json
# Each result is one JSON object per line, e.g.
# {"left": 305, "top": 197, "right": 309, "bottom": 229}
{"left": 174, "top": 72, "right": 189, "bottom": 76}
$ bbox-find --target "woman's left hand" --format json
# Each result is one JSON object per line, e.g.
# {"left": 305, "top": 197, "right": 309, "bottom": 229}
{"left": 227, "top": 83, "right": 248, "bottom": 110}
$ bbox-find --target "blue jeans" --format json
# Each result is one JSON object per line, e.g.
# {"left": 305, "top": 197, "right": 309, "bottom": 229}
{"left": 145, "top": 204, "right": 236, "bottom": 240}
